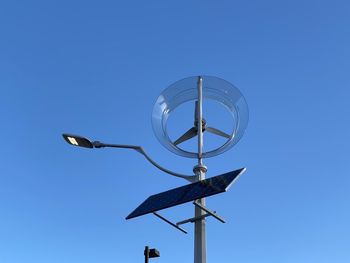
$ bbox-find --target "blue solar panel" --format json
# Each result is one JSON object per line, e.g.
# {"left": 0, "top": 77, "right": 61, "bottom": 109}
{"left": 126, "top": 168, "right": 245, "bottom": 220}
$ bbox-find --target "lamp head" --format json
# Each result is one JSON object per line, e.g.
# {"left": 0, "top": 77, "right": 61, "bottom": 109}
{"left": 62, "top": 133, "right": 94, "bottom": 148}
{"left": 149, "top": 248, "right": 160, "bottom": 258}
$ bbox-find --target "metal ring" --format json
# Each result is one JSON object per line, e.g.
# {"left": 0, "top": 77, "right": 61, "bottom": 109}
{"left": 152, "top": 75, "right": 249, "bottom": 158}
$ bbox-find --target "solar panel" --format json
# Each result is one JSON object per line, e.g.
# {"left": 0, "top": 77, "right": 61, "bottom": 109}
{"left": 126, "top": 168, "right": 245, "bottom": 220}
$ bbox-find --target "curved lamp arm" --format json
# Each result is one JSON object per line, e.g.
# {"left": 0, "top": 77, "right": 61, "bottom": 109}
{"left": 62, "top": 134, "right": 195, "bottom": 182}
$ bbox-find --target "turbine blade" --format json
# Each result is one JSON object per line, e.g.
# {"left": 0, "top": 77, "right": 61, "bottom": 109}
{"left": 174, "top": 127, "right": 198, "bottom": 145}
{"left": 194, "top": 100, "right": 199, "bottom": 122}
{"left": 206, "top": 127, "right": 231, "bottom": 139}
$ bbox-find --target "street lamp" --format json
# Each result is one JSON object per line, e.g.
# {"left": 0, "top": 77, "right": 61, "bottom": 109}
{"left": 144, "top": 246, "right": 160, "bottom": 263}
{"left": 62, "top": 133, "right": 196, "bottom": 182}
{"left": 62, "top": 75, "right": 249, "bottom": 263}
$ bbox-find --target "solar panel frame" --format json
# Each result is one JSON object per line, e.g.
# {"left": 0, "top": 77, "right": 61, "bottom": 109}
{"left": 126, "top": 168, "right": 245, "bottom": 220}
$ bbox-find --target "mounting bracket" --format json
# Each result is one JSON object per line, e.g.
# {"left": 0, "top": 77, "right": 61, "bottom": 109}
{"left": 192, "top": 201, "right": 226, "bottom": 223}
{"left": 153, "top": 212, "right": 187, "bottom": 234}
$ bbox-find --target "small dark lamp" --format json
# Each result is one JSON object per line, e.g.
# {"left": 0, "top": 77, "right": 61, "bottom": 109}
{"left": 144, "top": 246, "right": 160, "bottom": 262}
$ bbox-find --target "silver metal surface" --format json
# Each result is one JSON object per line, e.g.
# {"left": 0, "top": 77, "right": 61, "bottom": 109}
{"left": 194, "top": 76, "right": 206, "bottom": 263}
{"left": 194, "top": 181, "right": 206, "bottom": 263}
{"left": 197, "top": 76, "right": 204, "bottom": 164}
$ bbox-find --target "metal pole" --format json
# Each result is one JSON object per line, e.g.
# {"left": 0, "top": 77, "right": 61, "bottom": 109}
{"left": 193, "top": 76, "right": 207, "bottom": 263}
{"left": 144, "top": 246, "right": 149, "bottom": 263}
{"left": 197, "top": 76, "right": 204, "bottom": 165}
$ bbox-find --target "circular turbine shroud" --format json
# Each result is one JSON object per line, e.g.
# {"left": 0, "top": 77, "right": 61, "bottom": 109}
{"left": 152, "top": 75, "right": 249, "bottom": 158}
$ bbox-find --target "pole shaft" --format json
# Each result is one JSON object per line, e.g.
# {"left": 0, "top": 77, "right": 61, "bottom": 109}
{"left": 194, "top": 190, "right": 206, "bottom": 263}
{"left": 197, "top": 76, "right": 204, "bottom": 165}
{"left": 145, "top": 246, "right": 149, "bottom": 263}
{"left": 194, "top": 76, "right": 206, "bottom": 263}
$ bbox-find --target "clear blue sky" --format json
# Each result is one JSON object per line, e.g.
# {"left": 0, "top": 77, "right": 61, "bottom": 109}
{"left": 0, "top": 0, "right": 349, "bottom": 262}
